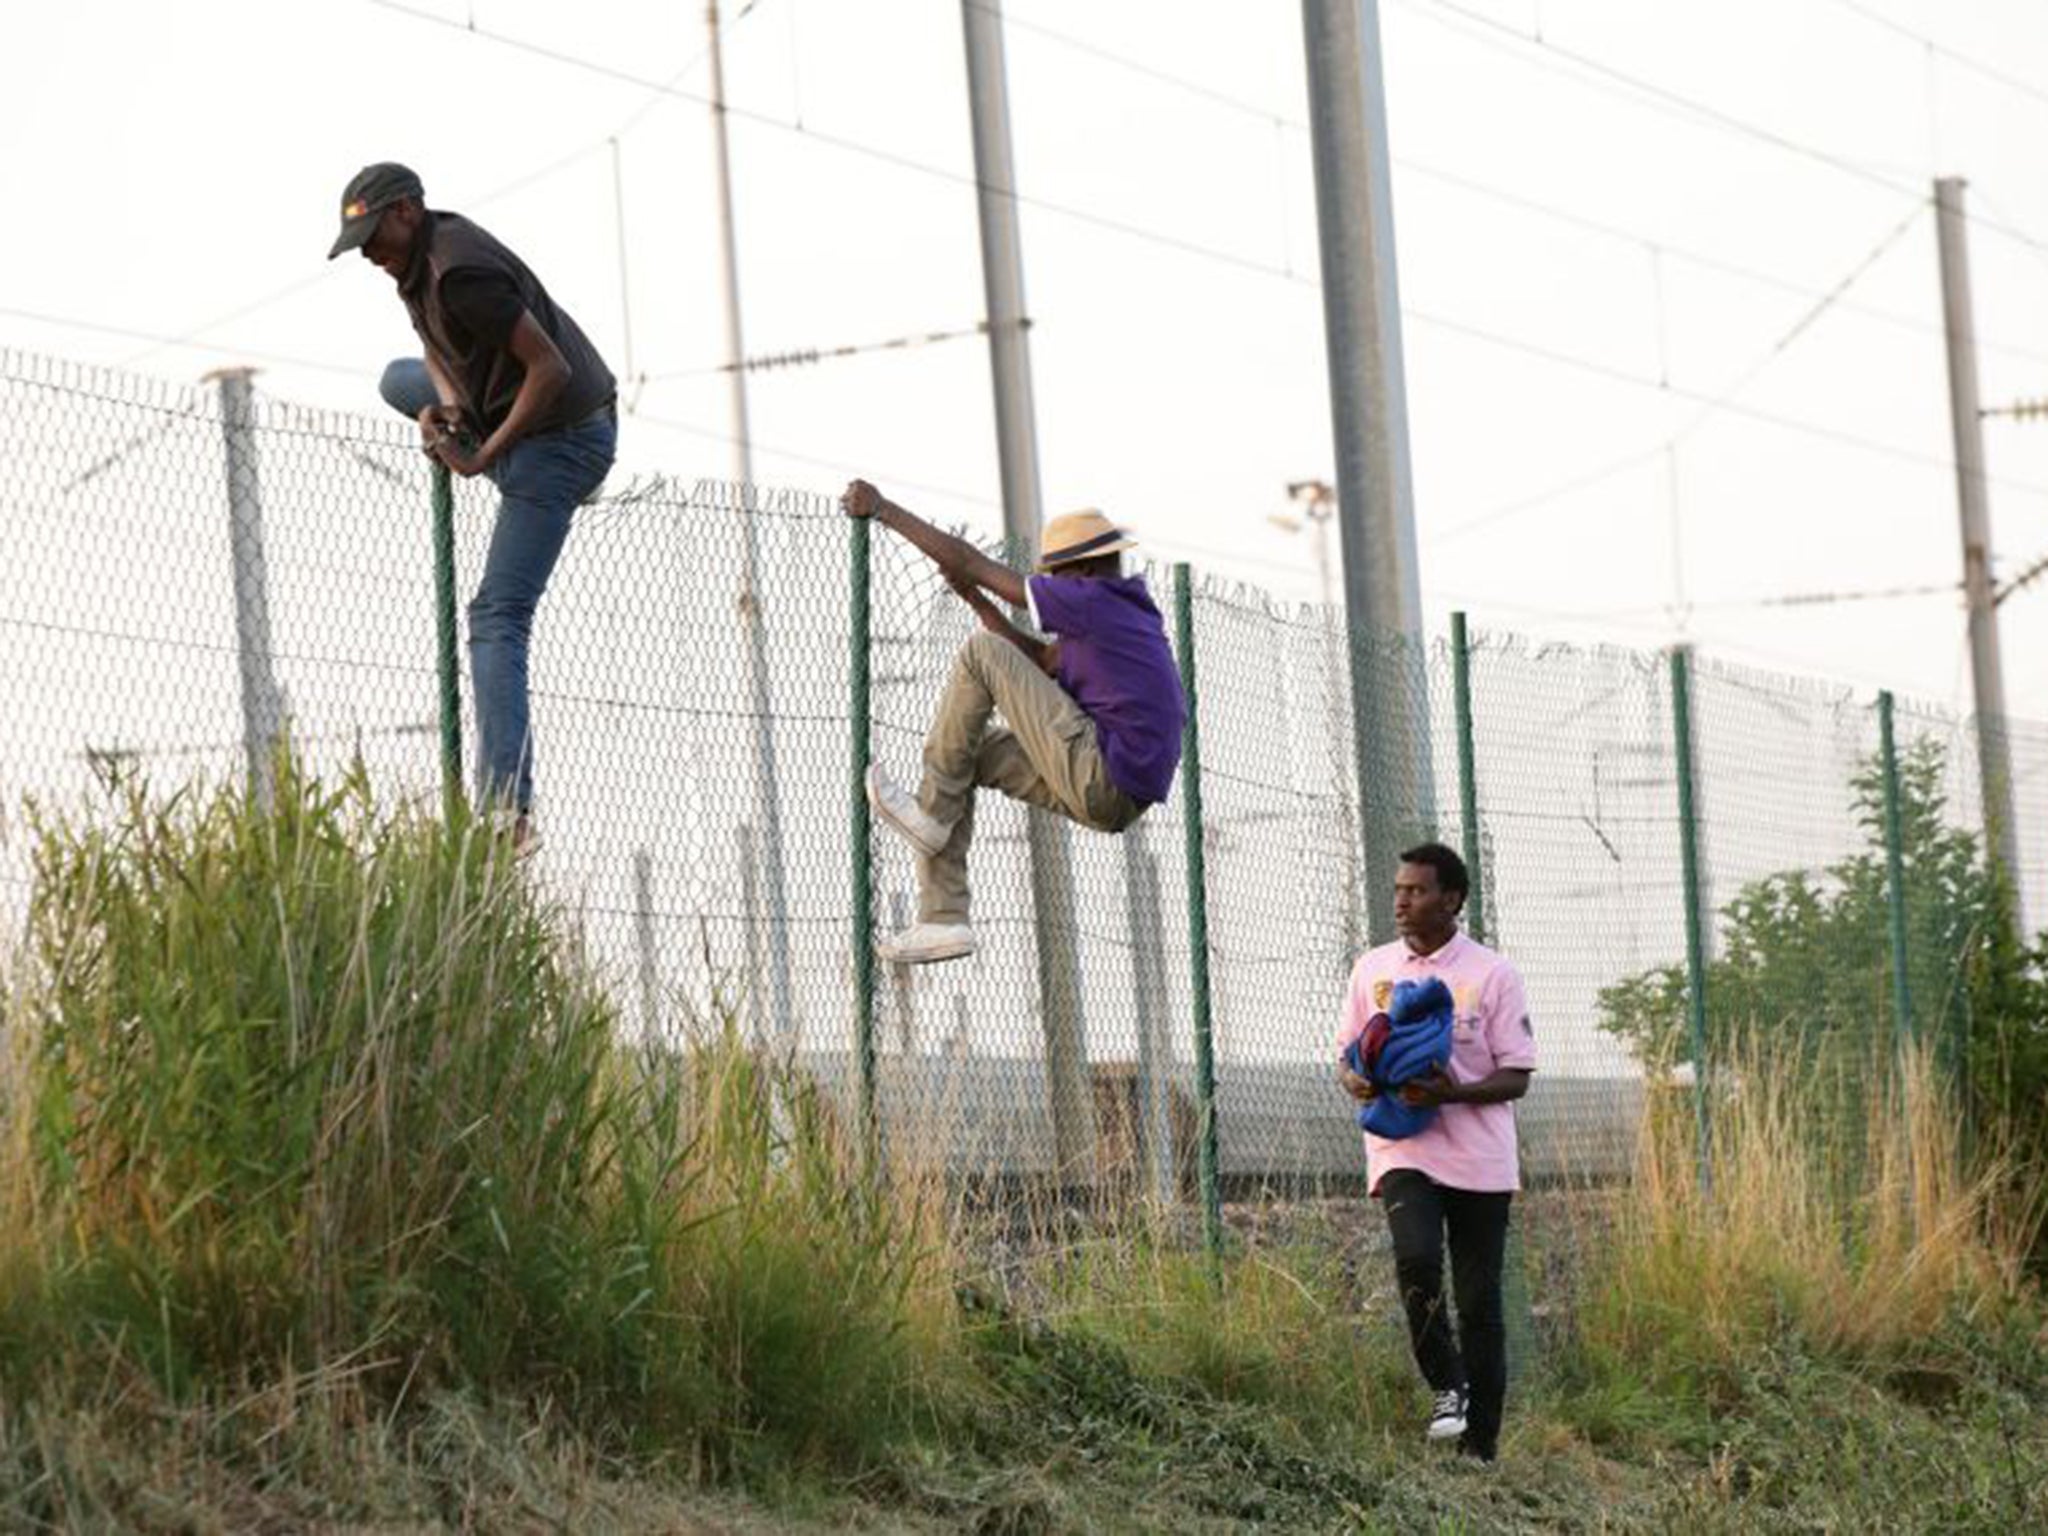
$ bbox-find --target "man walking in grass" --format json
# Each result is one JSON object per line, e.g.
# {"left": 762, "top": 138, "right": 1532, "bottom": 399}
{"left": 1336, "top": 843, "right": 1537, "bottom": 1463}
{"left": 330, "top": 161, "right": 617, "bottom": 849}
{"left": 840, "top": 479, "right": 1185, "bottom": 964}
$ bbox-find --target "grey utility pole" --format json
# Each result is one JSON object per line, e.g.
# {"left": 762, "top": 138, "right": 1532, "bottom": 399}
{"left": 1934, "top": 177, "right": 2023, "bottom": 901}
{"left": 960, "top": 0, "right": 1097, "bottom": 1188}
{"left": 706, "top": 0, "right": 796, "bottom": 1041}
{"left": 1301, "top": 0, "right": 1433, "bottom": 942}
{"left": 610, "top": 136, "right": 636, "bottom": 386}
{"left": 1121, "top": 830, "right": 1177, "bottom": 1206}
{"left": 633, "top": 847, "right": 661, "bottom": 1036}
{"left": 1275, "top": 478, "right": 1363, "bottom": 956}
{"left": 208, "top": 367, "right": 289, "bottom": 808}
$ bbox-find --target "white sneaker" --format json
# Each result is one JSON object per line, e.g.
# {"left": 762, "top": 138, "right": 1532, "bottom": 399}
{"left": 1427, "top": 1387, "right": 1468, "bottom": 1442}
{"left": 866, "top": 765, "right": 954, "bottom": 858}
{"left": 876, "top": 922, "right": 977, "bottom": 966}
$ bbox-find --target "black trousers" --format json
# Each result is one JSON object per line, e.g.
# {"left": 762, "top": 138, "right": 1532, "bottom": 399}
{"left": 1380, "top": 1168, "right": 1513, "bottom": 1454}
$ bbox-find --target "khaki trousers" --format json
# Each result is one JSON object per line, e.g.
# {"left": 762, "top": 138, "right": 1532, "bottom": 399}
{"left": 917, "top": 630, "right": 1143, "bottom": 923}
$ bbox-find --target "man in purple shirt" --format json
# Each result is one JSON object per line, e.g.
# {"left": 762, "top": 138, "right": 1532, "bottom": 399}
{"left": 841, "top": 479, "right": 1185, "bottom": 964}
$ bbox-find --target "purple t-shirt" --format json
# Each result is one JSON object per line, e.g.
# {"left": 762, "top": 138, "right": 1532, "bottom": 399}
{"left": 1026, "top": 573, "right": 1186, "bottom": 805}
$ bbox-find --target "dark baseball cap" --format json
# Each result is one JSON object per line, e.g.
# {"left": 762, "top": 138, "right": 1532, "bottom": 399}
{"left": 327, "top": 162, "right": 424, "bottom": 259}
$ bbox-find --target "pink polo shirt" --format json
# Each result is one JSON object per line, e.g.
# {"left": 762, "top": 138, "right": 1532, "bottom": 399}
{"left": 1335, "top": 930, "right": 1538, "bottom": 1196}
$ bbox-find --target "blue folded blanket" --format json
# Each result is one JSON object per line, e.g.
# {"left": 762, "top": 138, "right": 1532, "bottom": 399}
{"left": 1342, "top": 976, "right": 1454, "bottom": 1140}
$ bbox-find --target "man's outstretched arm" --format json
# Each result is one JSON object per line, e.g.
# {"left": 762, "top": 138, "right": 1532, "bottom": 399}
{"left": 948, "top": 571, "right": 1058, "bottom": 675}
{"left": 842, "top": 479, "right": 1027, "bottom": 609}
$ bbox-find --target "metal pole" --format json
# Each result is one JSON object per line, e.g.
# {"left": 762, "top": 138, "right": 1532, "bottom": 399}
{"left": 209, "top": 368, "right": 288, "bottom": 808}
{"left": 1174, "top": 565, "right": 1224, "bottom": 1274}
{"left": 887, "top": 893, "right": 917, "bottom": 1056}
{"left": 429, "top": 461, "right": 463, "bottom": 821}
{"left": 1451, "top": 612, "right": 1485, "bottom": 946}
{"left": 1122, "top": 829, "right": 1177, "bottom": 1206}
{"left": 960, "top": 0, "right": 1095, "bottom": 1188}
{"left": 1934, "top": 177, "right": 2022, "bottom": 911}
{"left": 707, "top": 1, "right": 752, "bottom": 485}
{"left": 850, "top": 514, "right": 879, "bottom": 1151}
{"left": 1669, "top": 646, "right": 1712, "bottom": 1191}
{"left": 737, "top": 823, "right": 767, "bottom": 1045}
{"left": 706, "top": 0, "right": 797, "bottom": 1041}
{"left": 610, "top": 136, "right": 636, "bottom": 387}
{"left": 1285, "top": 480, "right": 1363, "bottom": 956}
{"left": 633, "top": 848, "right": 662, "bottom": 1039}
{"left": 1301, "top": 0, "right": 1433, "bottom": 942}
{"left": 1877, "top": 692, "right": 1916, "bottom": 1053}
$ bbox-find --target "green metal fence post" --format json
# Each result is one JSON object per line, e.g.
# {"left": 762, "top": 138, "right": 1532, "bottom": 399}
{"left": 850, "top": 516, "right": 878, "bottom": 1159}
{"left": 1173, "top": 563, "right": 1224, "bottom": 1275}
{"left": 1451, "top": 612, "right": 1485, "bottom": 945}
{"left": 1877, "top": 691, "right": 1916, "bottom": 1055}
{"left": 1669, "top": 645, "right": 1713, "bottom": 1191}
{"left": 430, "top": 461, "right": 463, "bottom": 823}
{"left": 1453, "top": 611, "right": 1536, "bottom": 1364}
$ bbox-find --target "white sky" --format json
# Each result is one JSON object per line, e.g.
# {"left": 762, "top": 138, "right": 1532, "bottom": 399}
{"left": 6, "top": 0, "right": 2048, "bottom": 715}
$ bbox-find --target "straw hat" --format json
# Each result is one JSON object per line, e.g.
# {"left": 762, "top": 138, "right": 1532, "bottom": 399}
{"left": 1037, "top": 508, "right": 1138, "bottom": 571}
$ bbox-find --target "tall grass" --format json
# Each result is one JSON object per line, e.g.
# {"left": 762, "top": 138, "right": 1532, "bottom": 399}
{"left": 1572, "top": 1038, "right": 2040, "bottom": 1406}
{"left": 0, "top": 759, "right": 962, "bottom": 1476}
{"left": 6, "top": 756, "right": 2041, "bottom": 1526}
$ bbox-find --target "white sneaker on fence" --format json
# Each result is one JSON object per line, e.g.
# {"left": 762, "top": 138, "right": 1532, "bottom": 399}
{"left": 1427, "top": 1388, "right": 1468, "bottom": 1442}
{"left": 866, "top": 765, "right": 953, "bottom": 858}
{"left": 876, "top": 922, "right": 977, "bottom": 966}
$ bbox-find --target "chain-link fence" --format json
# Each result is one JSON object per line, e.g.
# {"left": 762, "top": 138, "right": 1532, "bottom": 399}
{"left": 1, "top": 346, "right": 2027, "bottom": 1233}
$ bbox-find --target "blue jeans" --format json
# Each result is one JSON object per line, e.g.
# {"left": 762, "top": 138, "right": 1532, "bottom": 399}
{"left": 380, "top": 360, "right": 616, "bottom": 813}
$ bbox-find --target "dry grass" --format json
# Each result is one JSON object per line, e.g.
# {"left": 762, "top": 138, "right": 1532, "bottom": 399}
{"left": 1582, "top": 1039, "right": 2039, "bottom": 1379}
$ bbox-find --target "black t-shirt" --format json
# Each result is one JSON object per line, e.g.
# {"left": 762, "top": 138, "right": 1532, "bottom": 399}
{"left": 400, "top": 211, "right": 616, "bottom": 437}
{"left": 437, "top": 269, "right": 524, "bottom": 352}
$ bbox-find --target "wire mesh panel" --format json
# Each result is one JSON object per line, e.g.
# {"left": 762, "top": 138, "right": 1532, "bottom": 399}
{"left": 1893, "top": 692, "right": 2008, "bottom": 1071}
{"left": 5, "top": 343, "right": 2041, "bottom": 1227}
{"left": 1458, "top": 634, "right": 1667, "bottom": 1181}
{"left": 0, "top": 356, "right": 247, "bottom": 825}
{"left": 1686, "top": 658, "right": 1888, "bottom": 1063}
{"left": 1996, "top": 713, "right": 2048, "bottom": 936}
{"left": 1190, "top": 586, "right": 1412, "bottom": 1189}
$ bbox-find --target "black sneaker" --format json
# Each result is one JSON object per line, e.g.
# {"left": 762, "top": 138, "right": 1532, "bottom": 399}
{"left": 1427, "top": 1388, "right": 1468, "bottom": 1442}
{"left": 1455, "top": 1431, "right": 1496, "bottom": 1463}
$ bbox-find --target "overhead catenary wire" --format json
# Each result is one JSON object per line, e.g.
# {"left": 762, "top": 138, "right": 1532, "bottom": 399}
{"left": 362, "top": 0, "right": 1308, "bottom": 285}
{"left": 1403, "top": 0, "right": 2048, "bottom": 259}
{"left": 115, "top": 3, "right": 775, "bottom": 372}
{"left": 1756, "top": 579, "right": 1961, "bottom": 609}
{"left": 0, "top": 304, "right": 367, "bottom": 378}
{"left": 1415, "top": 301, "right": 2048, "bottom": 498}
{"left": 1674, "top": 199, "right": 1929, "bottom": 427}
{"left": 1984, "top": 399, "right": 2048, "bottom": 423}
{"left": 638, "top": 321, "right": 992, "bottom": 382}
{"left": 978, "top": 0, "right": 2048, "bottom": 367}
{"left": 1432, "top": 199, "right": 1929, "bottom": 547}
{"left": 1997, "top": 550, "right": 2048, "bottom": 606}
{"left": 356, "top": 0, "right": 2048, "bottom": 511}
{"left": 1816, "top": 0, "right": 2048, "bottom": 117}
{"left": 14, "top": 0, "right": 2038, "bottom": 669}
{"left": 622, "top": 407, "right": 1327, "bottom": 590}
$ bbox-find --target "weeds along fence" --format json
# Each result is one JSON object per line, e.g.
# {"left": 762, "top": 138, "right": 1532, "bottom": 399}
{"left": 1, "top": 347, "right": 2035, "bottom": 1220}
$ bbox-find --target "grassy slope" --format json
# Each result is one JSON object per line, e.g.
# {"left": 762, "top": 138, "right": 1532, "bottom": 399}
{"left": 0, "top": 765, "right": 2041, "bottom": 1533}
{"left": 4, "top": 1319, "right": 2041, "bottom": 1532}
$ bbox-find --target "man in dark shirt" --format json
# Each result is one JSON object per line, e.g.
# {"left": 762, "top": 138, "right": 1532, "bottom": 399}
{"left": 841, "top": 479, "right": 1186, "bottom": 964}
{"left": 330, "top": 162, "right": 617, "bottom": 845}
